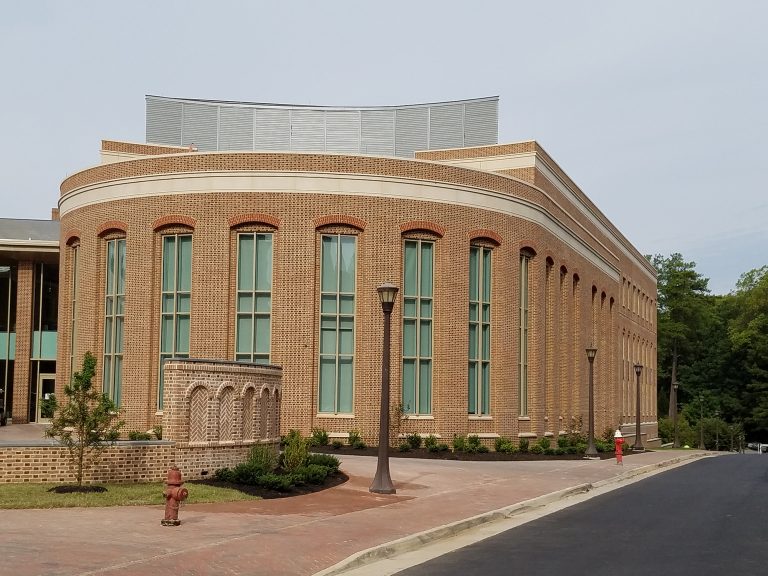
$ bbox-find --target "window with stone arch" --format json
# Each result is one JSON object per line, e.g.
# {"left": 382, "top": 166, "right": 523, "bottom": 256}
{"left": 318, "top": 226, "right": 358, "bottom": 414}
{"left": 232, "top": 223, "right": 275, "bottom": 364}
{"left": 518, "top": 247, "right": 535, "bottom": 417}
{"left": 402, "top": 233, "right": 436, "bottom": 415}
{"left": 468, "top": 239, "right": 495, "bottom": 417}
{"left": 156, "top": 222, "right": 194, "bottom": 410}
{"left": 101, "top": 231, "right": 126, "bottom": 406}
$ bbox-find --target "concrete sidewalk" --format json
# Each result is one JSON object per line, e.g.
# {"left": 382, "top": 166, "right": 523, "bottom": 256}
{"left": 0, "top": 448, "right": 711, "bottom": 576}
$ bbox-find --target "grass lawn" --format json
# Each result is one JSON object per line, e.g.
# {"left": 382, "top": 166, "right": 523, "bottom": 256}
{"left": 0, "top": 481, "right": 259, "bottom": 509}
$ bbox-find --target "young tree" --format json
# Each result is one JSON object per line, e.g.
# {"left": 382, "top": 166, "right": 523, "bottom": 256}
{"left": 45, "top": 352, "right": 124, "bottom": 486}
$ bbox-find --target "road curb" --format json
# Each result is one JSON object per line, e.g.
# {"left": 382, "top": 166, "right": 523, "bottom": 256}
{"left": 314, "top": 453, "right": 712, "bottom": 576}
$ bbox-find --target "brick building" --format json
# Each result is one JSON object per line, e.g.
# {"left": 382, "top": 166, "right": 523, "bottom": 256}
{"left": 12, "top": 95, "right": 658, "bottom": 446}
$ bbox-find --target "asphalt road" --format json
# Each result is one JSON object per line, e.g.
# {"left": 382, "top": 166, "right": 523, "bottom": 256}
{"left": 398, "top": 454, "right": 768, "bottom": 576}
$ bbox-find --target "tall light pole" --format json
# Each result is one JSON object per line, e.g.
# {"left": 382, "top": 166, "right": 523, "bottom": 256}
{"left": 715, "top": 409, "right": 720, "bottom": 452}
{"left": 698, "top": 394, "right": 705, "bottom": 450}
{"left": 585, "top": 347, "right": 598, "bottom": 458}
{"left": 672, "top": 381, "right": 680, "bottom": 448}
{"left": 370, "top": 283, "right": 398, "bottom": 494}
{"left": 634, "top": 363, "right": 644, "bottom": 451}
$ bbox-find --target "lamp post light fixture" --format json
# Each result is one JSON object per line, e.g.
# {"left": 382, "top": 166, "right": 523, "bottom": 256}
{"left": 370, "top": 282, "right": 399, "bottom": 494}
{"left": 698, "top": 394, "right": 705, "bottom": 450}
{"left": 672, "top": 381, "right": 680, "bottom": 448}
{"left": 585, "top": 347, "right": 598, "bottom": 458}
{"left": 633, "top": 363, "right": 644, "bottom": 452}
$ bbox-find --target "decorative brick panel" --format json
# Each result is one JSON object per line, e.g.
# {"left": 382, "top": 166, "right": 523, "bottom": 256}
{"left": 399, "top": 220, "right": 445, "bottom": 237}
{"left": 96, "top": 220, "right": 128, "bottom": 236}
{"left": 152, "top": 215, "right": 196, "bottom": 231}
{"left": 227, "top": 213, "right": 281, "bottom": 229}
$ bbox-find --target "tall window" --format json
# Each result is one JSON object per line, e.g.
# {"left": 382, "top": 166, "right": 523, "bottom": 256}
{"left": 235, "top": 233, "right": 273, "bottom": 363}
{"left": 69, "top": 244, "right": 79, "bottom": 382}
{"left": 103, "top": 240, "right": 126, "bottom": 404}
{"left": 468, "top": 246, "right": 491, "bottom": 415}
{"left": 159, "top": 234, "right": 192, "bottom": 409}
{"left": 318, "top": 234, "right": 356, "bottom": 414}
{"left": 519, "top": 252, "right": 531, "bottom": 416}
{"left": 402, "top": 239, "right": 433, "bottom": 415}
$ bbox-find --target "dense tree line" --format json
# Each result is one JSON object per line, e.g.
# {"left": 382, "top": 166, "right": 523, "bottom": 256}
{"left": 651, "top": 254, "right": 768, "bottom": 444}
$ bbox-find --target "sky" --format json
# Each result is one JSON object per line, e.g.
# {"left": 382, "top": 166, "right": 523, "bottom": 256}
{"left": 1, "top": 1, "right": 766, "bottom": 295}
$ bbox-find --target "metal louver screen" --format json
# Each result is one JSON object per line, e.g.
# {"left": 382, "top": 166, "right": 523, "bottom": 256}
{"left": 464, "top": 100, "right": 498, "bottom": 147}
{"left": 395, "top": 107, "right": 428, "bottom": 158}
{"left": 325, "top": 110, "right": 360, "bottom": 153}
{"left": 429, "top": 104, "right": 464, "bottom": 150}
{"left": 219, "top": 106, "right": 254, "bottom": 151}
{"left": 146, "top": 97, "right": 183, "bottom": 145}
{"left": 290, "top": 109, "right": 325, "bottom": 152}
{"left": 181, "top": 103, "right": 218, "bottom": 151}
{"left": 361, "top": 110, "right": 395, "bottom": 156}
{"left": 254, "top": 109, "right": 290, "bottom": 151}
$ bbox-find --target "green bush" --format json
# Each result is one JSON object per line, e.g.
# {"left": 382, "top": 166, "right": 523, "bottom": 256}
{"left": 309, "top": 427, "right": 329, "bottom": 447}
{"left": 436, "top": 443, "right": 450, "bottom": 452}
{"left": 557, "top": 436, "right": 568, "bottom": 449}
{"left": 406, "top": 433, "right": 422, "bottom": 449}
{"left": 214, "top": 467, "right": 235, "bottom": 482}
{"left": 282, "top": 430, "right": 309, "bottom": 473}
{"left": 398, "top": 442, "right": 411, "bottom": 452}
{"left": 249, "top": 443, "right": 279, "bottom": 473}
{"left": 452, "top": 435, "right": 468, "bottom": 452}
{"left": 554, "top": 447, "right": 565, "bottom": 455}
{"left": 466, "top": 435, "right": 482, "bottom": 453}
{"left": 293, "top": 464, "right": 329, "bottom": 485}
{"left": 537, "top": 437, "right": 551, "bottom": 450}
{"left": 152, "top": 425, "right": 163, "bottom": 440}
{"left": 496, "top": 440, "right": 518, "bottom": 454}
{"left": 331, "top": 440, "right": 343, "bottom": 450}
{"left": 424, "top": 435, "right": 439, "bottom": 451}
{"left": 348, "top": 430, "right": 367, "bottom": 449}
{"left": 233, "top": 462, "right": 263, "bottom": 484}
{"left": 518, "top": 438, "right": 530, "bottom": 453}
{"left": 128, "top": 430, "right": 152, "bottom": 441}
{"left": 306, "top": 453, "right": 340, "bottom": 471}
{"left": 544, "top": 448, "right": 556, "bottom": 456}
{"left": 529, "top": 444, "right": 544, "bottom": 454}
{"left": 256, "top": 473, "right": 293, "bottom": 491}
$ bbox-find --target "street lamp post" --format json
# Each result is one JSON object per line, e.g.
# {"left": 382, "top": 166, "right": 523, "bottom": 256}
{"left": 672, "top": 381, "right": 680, "bottom": 448}
{"left": 585, "top": 347, "right": 598, "bottom": 458}
{"left": 634, "top": 364, "right": 644, "bottom": 451}
{"left": 715, "top": 409, "right": 720, "bottom": 452}
{"left": 370, "top": 283, "right": 399, "bottom": 494}
{"left": 698, "top": 394, "right": 705, "bottom": 450}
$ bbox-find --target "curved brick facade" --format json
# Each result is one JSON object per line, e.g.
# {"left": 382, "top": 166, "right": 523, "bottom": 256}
{"left": 57, "top": 147, "right": 657, "bottom": 446}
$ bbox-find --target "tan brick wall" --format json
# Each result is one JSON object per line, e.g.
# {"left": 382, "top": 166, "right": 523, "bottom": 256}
{"left": 12, "top": 262, "right": 34, "bottom": 424}
{"left": 0, "top": 444, "right": 173, "bottom": 484}
{"left": 58, "top": 151, "right": 658, "bottom": 446}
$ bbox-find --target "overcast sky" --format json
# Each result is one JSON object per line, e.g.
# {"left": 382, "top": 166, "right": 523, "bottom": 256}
{"left": 2, "top": 1, "right": 765, "bottom": 294}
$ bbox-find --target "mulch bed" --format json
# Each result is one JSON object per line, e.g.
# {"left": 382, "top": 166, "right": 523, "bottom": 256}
{"left": 311, "top": 445, "right": 637, "bottom": 461}
{"left": 191, "top": 471, "right": 349, "bottom": 499}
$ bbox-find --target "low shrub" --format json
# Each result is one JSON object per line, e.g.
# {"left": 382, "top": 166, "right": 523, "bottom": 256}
{"left": 518, "top": 438, "right": 530, "bottom": 453}
{"left": 256, "top": 473, "right": 293, "bottom": 492}
{"left": 529, "top": 444, "right": 544, "bottom": 455}
{"left": 452, "top": 435, "right": 467, "bottom": 452}
{"left": 306, "top": 453, "right": 340, "bottom": 471}
{"left": 293, "top": 464, "right": 329, "bottom": 485}
{"left": 398, "top": 442, "right": 411, "bottom": 452}
{"left": 283, "top": 430, "right": 309, "bottom": 473}
{"left": 424, "top": 435, "right": 439, "bottom": 451}
{"left": 152, "top": 425, "right": 163, "bottom": 440}
{"left": 128, "top": 430, "right": 152, "bottom": 441}
{"left": 249, "top": 443, "right": 279, "bottom": 474}
{"left": 497, "top": 440, "right": 518, "bottom": 454}
{"left": 466, "top": 435, "right": 489, "bottom": 453}
{"left": 308, "top": 427, "right": 329, "bottom": 447}
{"left": 406, "top": 433, "right": 422, "bottom": 449}
{"left": 544, "top": 448, "right": 556, "bottom": 456}
{"left": 348, "top": 430, "right": 367, "bottom": 449}
{"left": 557, "top": 436, "right": 568, "bottom": 449}
{"left": 436, "top": 443, "right": 450, "bottom": 452}
{"left": 537, "top": 437, "right": 551, "bottom": 450}
{"left": 331, "top": 440, "right": 344, "bottom": 450}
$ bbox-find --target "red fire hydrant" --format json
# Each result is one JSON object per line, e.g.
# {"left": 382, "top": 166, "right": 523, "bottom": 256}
{"left": 162, "top": 466, "right": 189, "bottom": 526}
{"left": 614, "top": 429, "right": 625, "bottom": 465}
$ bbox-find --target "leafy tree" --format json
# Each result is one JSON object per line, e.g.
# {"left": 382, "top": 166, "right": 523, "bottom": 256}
{"left": 45, "top": 352, "right": 124, "bottom": 486}
{"left": 727, "top": 266, "right": 768, "bottom": 438}
{"left": 650, "top": 253, "right": 710, "bottom": 418}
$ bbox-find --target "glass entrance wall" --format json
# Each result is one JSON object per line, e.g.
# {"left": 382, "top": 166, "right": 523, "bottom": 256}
{"left": 0, "top": 264, "right": 16, "bottom": 419}
{"left": 29, "top": 263, "right": 58, "bottom": 422}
